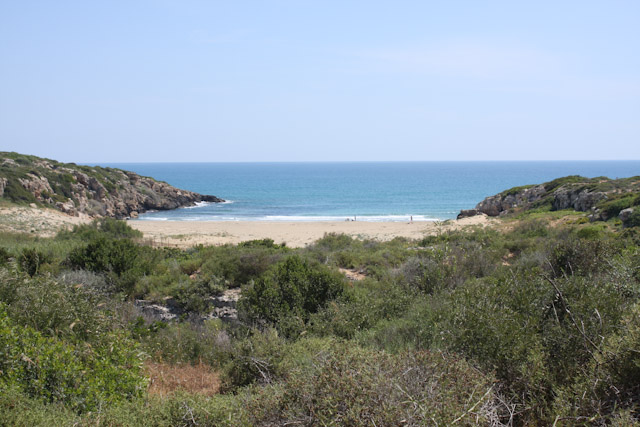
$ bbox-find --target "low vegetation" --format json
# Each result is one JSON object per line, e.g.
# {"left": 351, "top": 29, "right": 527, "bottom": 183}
{"left": 0, "top": 211, "right": 639, "bottom": 425}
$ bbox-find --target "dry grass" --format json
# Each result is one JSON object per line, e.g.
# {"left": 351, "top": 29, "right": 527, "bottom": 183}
{"left": 145, "top": 361, "right": 220, "bottom": 396}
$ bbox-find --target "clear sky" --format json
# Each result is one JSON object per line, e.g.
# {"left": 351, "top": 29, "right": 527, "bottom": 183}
{"left": 1, "top": 1, "right": 639, "bottom": 162}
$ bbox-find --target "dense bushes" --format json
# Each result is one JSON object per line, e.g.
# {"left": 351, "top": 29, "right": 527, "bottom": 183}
{"left": 2, "top": 214, "right": 640, "bottom": 424}
{"left": 68, "top": 237, "right": 140, "bottom": 276}
{"left": 0, "top": 269, "right": 114, "bottom": 343}
{"left": 241, "top": 343, "right": 504, "bottom": 426}
{"left": 0, "top": 302, "right": 145, "bottom": 412}
{"left": 239, "top": 256, "right": 346, "bottom": 337}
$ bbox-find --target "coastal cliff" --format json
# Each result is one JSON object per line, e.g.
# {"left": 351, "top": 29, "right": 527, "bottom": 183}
{"left": 459, "top": 175, "right": 640, "bottom": 226}
{"left": 0, "top": 152, "right": 223, "bottom": 219}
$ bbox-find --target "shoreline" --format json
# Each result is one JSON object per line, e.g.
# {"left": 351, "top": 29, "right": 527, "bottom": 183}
{"left": 128, "top": 215, "right": 494, "bottom": 248}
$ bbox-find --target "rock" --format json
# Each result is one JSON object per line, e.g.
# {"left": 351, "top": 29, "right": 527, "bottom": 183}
{"left": 29, "top": 203, "right": 37, "bottom": 208}
{"left": 135, "top": 300, "right": 178, "bottom": 322}
{"left": 56, "top": 199, "right": 77, "bottom": 216}
{"left": 74, "top": 171, "right": 89, "bottom": 186}
{"left": 205, "top": 306, "right": 238, "bottom": 321}
{"left": 129, "top": 211, "right": 139, "bottom": 218}
{"left": 18, "top": 173, "right": 54, "bottom": 200}
{"left": 619, "top": 207, "right": 634, "bottom": 223}
{"left": 208, "top": 288, "right": 240, "bottom": 309}
{"left": 88, "top": 177, "right": 107, "bottom": 200}
{"left": 552, "top": 188, "right": 606, "bottom": 212}
{"left": 133, "top": 289, "right": 241, "bottom": 323}
{"left": 457, "top": 209, "right": 479, "bottom": 219}
{"left": 473, "top": 185, "right": 546, "bottom": 217}
{"left": 0, "top": 178, "right": 6, "bottom": 197}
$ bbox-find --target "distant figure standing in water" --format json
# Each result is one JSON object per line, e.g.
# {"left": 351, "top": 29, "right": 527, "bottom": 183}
{"left": 410, "top": 215, "right": 413, "bottom": 224}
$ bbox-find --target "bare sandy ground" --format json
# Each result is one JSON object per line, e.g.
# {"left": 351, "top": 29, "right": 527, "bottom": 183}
{"left": 129, "top": 215, "right": 495, "bottom": 248}
{"left": 0, "top": 205, "right": 90, "bottom": 237}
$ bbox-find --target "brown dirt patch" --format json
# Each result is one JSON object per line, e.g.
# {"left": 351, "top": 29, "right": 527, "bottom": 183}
{"left": 146, "top": 361, "right": 220, "bottom": 396}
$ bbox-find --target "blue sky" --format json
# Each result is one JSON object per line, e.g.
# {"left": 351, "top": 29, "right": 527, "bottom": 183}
{"left": 1, "top": 1, "right": 639, "bottom": 162}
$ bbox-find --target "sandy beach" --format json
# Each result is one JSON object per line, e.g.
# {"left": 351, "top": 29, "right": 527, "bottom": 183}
{"left": 0, "top": 205, "right": 494, "bottom": 246}
{"left": 128, "top": 215, "right": 494, "bottom": 248}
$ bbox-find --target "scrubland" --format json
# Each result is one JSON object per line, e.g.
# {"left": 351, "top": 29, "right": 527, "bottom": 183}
{"left": 1, "top": 213, "right": 639, "bottom": 426}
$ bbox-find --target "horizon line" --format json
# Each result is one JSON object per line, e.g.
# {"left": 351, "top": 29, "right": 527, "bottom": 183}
{"left": 86, "top": 159, "right": 640, "bottom": 165}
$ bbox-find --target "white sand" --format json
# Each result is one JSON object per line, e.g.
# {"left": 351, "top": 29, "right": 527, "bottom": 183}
{"left": 129, "top": 215, "right": 494, "bottom": 248}
{"left": 0, "top": 205, "right": 90, "bottom": 236}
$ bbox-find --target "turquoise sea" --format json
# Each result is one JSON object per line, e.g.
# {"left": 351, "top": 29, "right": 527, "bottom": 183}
{"left": 101, "top": 162, "right": 640, "bottom": 222}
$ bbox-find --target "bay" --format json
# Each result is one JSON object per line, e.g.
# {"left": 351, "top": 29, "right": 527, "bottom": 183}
{"left": 99, "top": 161, "right": 640, "bottom": 221}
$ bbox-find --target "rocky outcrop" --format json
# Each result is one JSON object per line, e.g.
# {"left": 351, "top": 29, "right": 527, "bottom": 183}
{"left": 551, "top": 188, "right": 607, "bottom": 212}
{"left": 474, "top": 185, "right": 546, "bottom": 217}
{"left": 460, "top": 176, "right": 640, "bottom": 221}
{"left": 18, "top": 173, "right": 54, "bottom": 200}
{"left": 0, "top": 152, "right": 224, "bottom": 218}
{"left": 619, "top": 208, "right": 635, "bottom": 225}
{"left": 65, "top": 170, "right": 224, "bottom": 218}
{"left": 457, "top": 209, "right": 480, "bottom": 219}
{"left": 134, "top": 288, "right": 240, "bottom": 323}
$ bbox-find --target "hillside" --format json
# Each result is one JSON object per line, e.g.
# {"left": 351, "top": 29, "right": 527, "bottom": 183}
{"left": 0, "top": 152, "right": 223, "bottom": 219}
{"left": 459, "top": 175, "right": 640, "bottom": 226}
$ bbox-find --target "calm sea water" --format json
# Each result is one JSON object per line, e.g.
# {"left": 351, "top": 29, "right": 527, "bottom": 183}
{"left": 100, "top": 162, "right": 640, "bottom": 222}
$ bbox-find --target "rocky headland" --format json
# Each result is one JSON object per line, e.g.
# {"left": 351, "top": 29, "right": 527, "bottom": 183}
{"left": 0, "top": 152, "right": 223, "bottom": 219}
{"left": 458, "top": 175, "right": 640, "bottom": 227}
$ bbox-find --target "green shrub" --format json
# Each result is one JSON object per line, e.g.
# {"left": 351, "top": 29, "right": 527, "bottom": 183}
{"left": 554, "top": 304, "right": 640, "bottom": 423}
{"left": 2, "top": 178, "right": 38, "bottom": 204}
{"left": 0, "top": 304, "right": 145, "bottom": 412}
{"left": 598, "top": 194, "right": 636, "bottom": 219}
{"left": 222, "top": 328, "right": 286, "bottom": 390}
{"left": 575, "top": 224, "right": 605, "bottom": 239}
{"left": 512, "top": 219, "right": 550, "bottom": 238}
{"left": 242, "top": 344, "right": 504, "bottom": 426}
{"left": 354, "top": 299, "right": 437, "bottom": 352}
{"left": 239, "top": 256, "right": 345, "bottom": 337}
{"left": 544, "top": 175, "right": 587, "bottom": 192}
{"left": 17, "top": 248, "right": 51, "bottom": 277}
{"left": 0, "top": 268, "right": 120, "bottom": 345}
{"left": 65, "top": 236, "right": 157, "bottom": 295}
{"left": 198, "top": 244, "right": 287, "bottom": 287}
{"left": 310, "top": 279, "right": 412, "bottom": 340}
{"left": 548, "top": 235, "right": 616, "bottom": 277}
{"left": 57, "top": 217, "right": 142, "bottom": 241}
{"left": 68, "top": 237, "right": 140, "bottom": 276}
{"left": 0, "top": 387, "right": 80, "bottom": 426}
{"left": 238, "top": 238, "right": 285, "bottom": 249}
{"left": 0, "top": 247, "right": 11, "bottom": 266}
{"left": 174, "top": 275, "right": 225, "bottom": 313}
